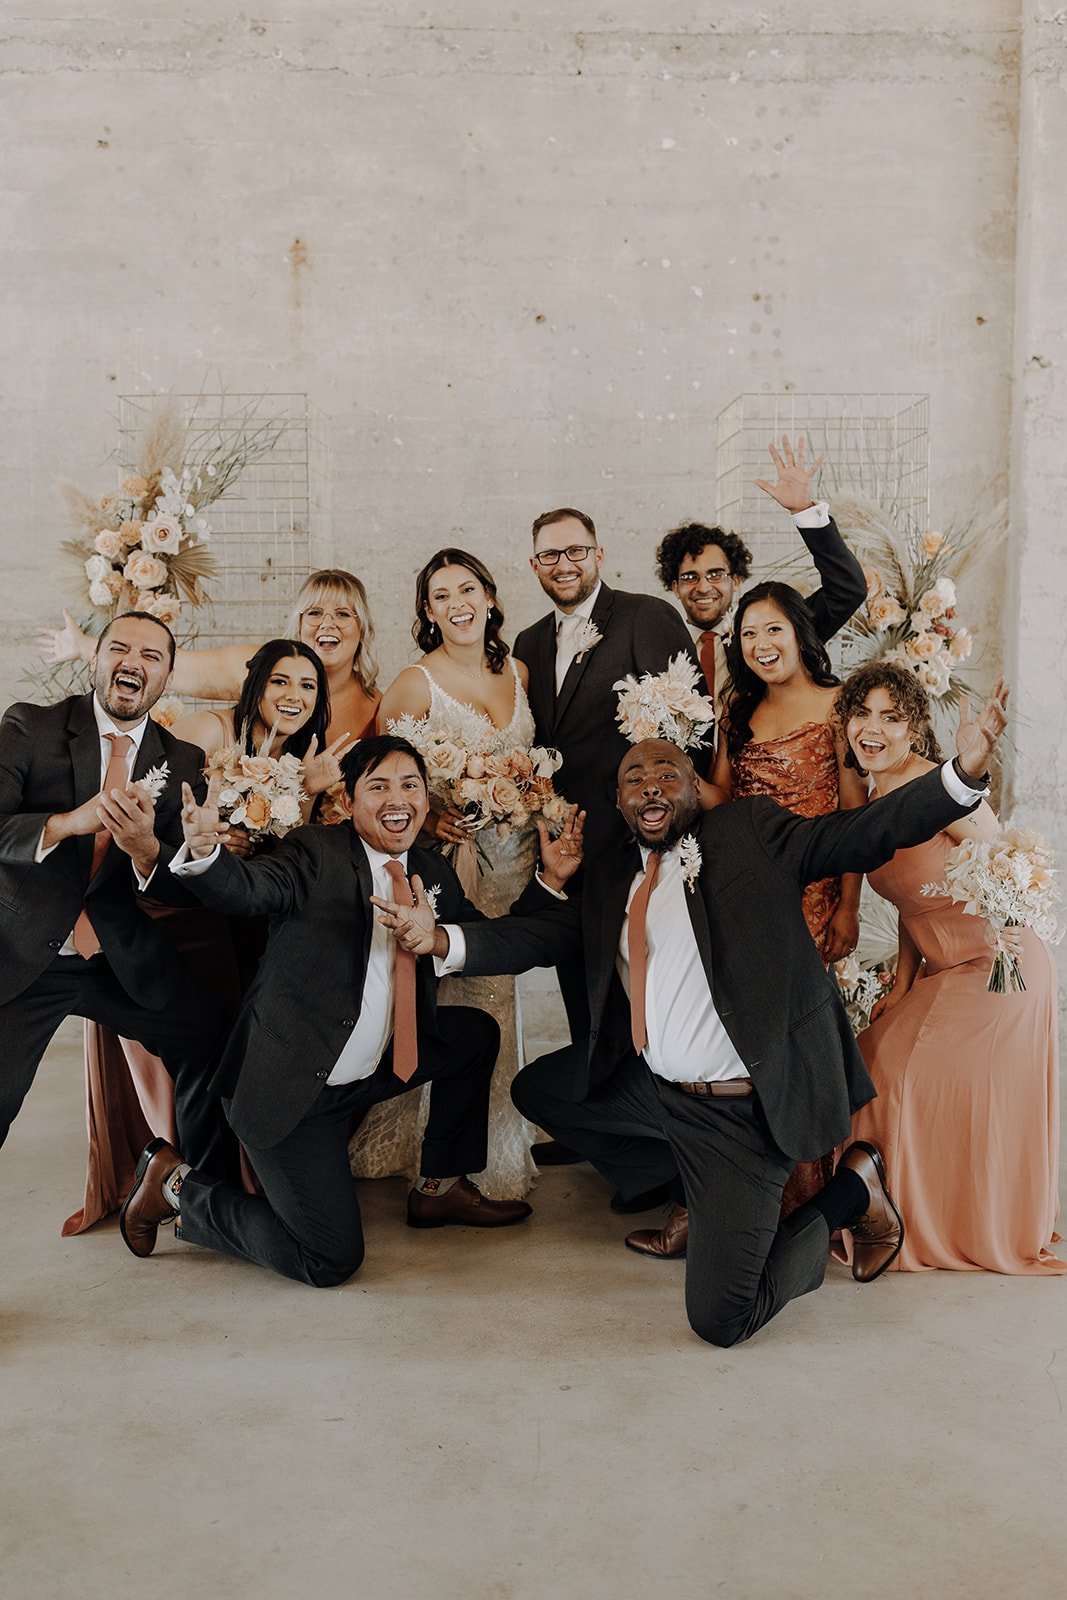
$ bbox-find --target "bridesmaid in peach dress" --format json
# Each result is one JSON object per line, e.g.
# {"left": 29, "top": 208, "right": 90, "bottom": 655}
{"left": 837, "top": 662, "right": 1064, "bottom": 1274}
{"left": 711, "top": 581, "right": 867, "bottom": 1213}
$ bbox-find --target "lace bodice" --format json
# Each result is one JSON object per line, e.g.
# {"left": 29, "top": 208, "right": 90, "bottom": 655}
{"left": 413, "top": 656, "right": 535, "bottom": 753}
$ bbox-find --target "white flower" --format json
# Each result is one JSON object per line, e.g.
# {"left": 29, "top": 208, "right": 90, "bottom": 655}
{"left": 141, "top": 513, "right": 183, "bottom": 556}
{"left": 135, "top": 761, "right": 170, "bottom": 801}
{"left": 271, "top": 794, "right": 302, "bottom": 828}
{"left": 85, "top": 553, "right": 112, "bottom": 583}
{"left": 615, "top": 653, "right": 716, "bottom": 751}
{"left": 570, "top": 619, "right": 602, "bottom": 660}
{"left": 424, "top": 885, "right": 441, "bottom": 919}
{"left": 89, "top": 580, "right": 116, "bottom": 607}
{"left": 679, "top": 834, "right": 702, "bottom": 893}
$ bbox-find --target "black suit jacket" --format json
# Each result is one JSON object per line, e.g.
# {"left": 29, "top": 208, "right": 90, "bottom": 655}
{"left": 0, "top": 693, "right": 205, "bottom": 1008}
{"left": 173, "top": 826, "right": 483, "bottom": 1148}
{"left": 513, "top": 582, "right": 698, "bottom": 849}
{"left": 795, "top": 515, "right": 866, "bottom": 645}
{"left": 460, "top": 767, "right": 978, "bottom": 1162}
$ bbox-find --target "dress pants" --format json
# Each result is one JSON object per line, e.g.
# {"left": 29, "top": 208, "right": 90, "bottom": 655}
{"left": 0, "top": 954, "right": 232, "bottom": 1178}
{"left": 177, "top": 1006, "right": 499, "bottom": 1287}
{"left": 512, "top": 1049, "right": 831, "bottom": 1346}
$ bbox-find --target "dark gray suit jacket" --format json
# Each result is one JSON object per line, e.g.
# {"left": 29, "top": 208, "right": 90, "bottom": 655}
{"left": 513, "top": 582, "right": 698, "bottom": 850}
{"left": 460, "top": 767, "right": 978, "bottom": 1162}
{"left": 0, "top": 693, "right": 205, "bottom": 1008}
{"left": 174, "top": 826, "right": 483, "bottom": 1148}
{"left": 792, "top": 515, "right": 866, "bottom": 645}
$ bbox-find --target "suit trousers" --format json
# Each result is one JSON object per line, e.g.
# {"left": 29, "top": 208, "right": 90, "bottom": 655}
{"left": 0, "top": 954, "right": 232, "bottom": 1178}
{"left": 512, "top": 1049, "right": 831, "bottom": 1346}
{"left": 177, "top": 1005, "right": 499, "bottom": 1287}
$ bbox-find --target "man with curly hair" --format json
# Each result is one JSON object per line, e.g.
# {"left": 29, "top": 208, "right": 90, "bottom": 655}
{"left": 655, "top": 437, "right": 866, "bottom": 752}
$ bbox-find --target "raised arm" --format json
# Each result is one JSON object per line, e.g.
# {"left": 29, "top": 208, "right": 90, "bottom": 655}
{"left": 796, "top": 515, "right": 866, "bottom": 643}
{"left": 37, "top": 611, "right": 254, "bottom": 702}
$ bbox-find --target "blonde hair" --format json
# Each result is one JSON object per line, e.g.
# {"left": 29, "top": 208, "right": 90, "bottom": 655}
{"left": 288, "top": 569, "right": 379, "bottom": 693}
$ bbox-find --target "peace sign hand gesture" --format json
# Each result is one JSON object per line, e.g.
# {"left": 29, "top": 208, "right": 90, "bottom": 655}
{"left": 754, "top": 434, "right": 826, "bottom": 515}
{"left": 301, "top": 732, "right": 358, "bottom": 797}
{"left": 180, "top": 774, "right": 230, "bottom": 860}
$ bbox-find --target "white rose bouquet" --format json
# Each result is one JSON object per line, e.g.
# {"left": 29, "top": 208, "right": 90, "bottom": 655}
{"left": 614, "top": 653, "right": 716, "bottom": 750}
{"left": 920, "top": 823, "right": 1063, "bottom": 993}
{"left": 203, "top": 746, "right": 307, "bottom": 842}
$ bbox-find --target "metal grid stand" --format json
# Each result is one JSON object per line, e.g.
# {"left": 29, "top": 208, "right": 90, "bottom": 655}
{"left": 715, "top": 392, "right": 930, "bottom": 593}
{"left": 117, "top": 393, "right": 331, "bottom": 648}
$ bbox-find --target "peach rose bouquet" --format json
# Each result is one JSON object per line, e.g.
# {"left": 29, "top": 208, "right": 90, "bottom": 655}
{"left": 203, "top": 744, "right": 307, "bottom": 842}
{"left": 614, "top": 653, "right": 716, "bottom": 750}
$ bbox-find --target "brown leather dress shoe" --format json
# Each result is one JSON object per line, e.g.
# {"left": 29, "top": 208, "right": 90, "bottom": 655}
{"left": 119, "top": 1138, "right": 183, "bottom": 1259}
{"left": 838, "top": 1141, "right": 904, "bottom": 1282}
{"left": 624, "top": 1204, "right": 688, "bottom": 1259}
{"left": 407, "top": 1176, "right": 533, "bottom": 1229}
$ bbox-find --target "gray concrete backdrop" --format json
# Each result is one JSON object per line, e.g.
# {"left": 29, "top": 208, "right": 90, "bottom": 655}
{"left": 2, "top": 3, "right": 1064, "bottom": 928}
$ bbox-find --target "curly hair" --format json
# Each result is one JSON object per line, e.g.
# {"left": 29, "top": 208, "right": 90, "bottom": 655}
{"left": 233, "top": 638, "right": 330, "bottom": 759}
{"left": 724, "top": 582, "right": 840, "bottom": 756}
{"left": 654, "top": 522, "right": 753, "bottom": 590}
{"left": 289, "top": 569, "right": 380, "bottom": 694}
{"left": 833, "top": 660, "right": 943, "bottom": 773}
{"left": 413, "top": 548, "right": 509, "bottom": 674}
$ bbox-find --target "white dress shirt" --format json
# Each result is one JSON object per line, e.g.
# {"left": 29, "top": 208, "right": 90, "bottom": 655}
{"left": 554, "top": 579, "right": 603, "bottom": 693}
{"left": 39, "top": 697, "right": 152, "bottom": 955}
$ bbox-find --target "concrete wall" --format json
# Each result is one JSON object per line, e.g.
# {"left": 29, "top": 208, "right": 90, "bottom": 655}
{"left": 7, "top": 1, "right": 1062, "bottom": 954}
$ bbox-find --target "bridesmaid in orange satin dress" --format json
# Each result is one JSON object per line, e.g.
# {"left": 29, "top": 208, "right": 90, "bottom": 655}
{"left": 836, "top": 662, "right": 1064, "bottom": 1274}
{"left": 711, "top": 581, "right": 867, "bottom": 1213}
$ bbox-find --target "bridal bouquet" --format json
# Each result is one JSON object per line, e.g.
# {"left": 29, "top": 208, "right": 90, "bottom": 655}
{"left": 203, "top": 745, "right": 307, "bottom": 841}
{"left": 614, "top": 653, "right": 716, "bottom": 750}
{"left": 387, "top": 714, "right": 569, "bottom": 837}
{"left": 920, "top": 824, "right": 1062, "bottom": 993}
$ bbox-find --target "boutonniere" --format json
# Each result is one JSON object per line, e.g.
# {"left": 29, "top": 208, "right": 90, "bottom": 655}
{"left": 424, "top": 884, "right": 441, "bottom": 919}
{"left": 135, "top": 761, "right": 170, "bottom": 801}
{"left": 571, "top": 619, "right": 602, "bottom": 661}
{"left": 679, "top": 834, "right": 702, "bottom": 894}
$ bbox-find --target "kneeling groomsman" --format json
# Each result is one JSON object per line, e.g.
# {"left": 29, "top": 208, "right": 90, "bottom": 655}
{"left": 119, "top": 736, "right": 533, "bottom": 1287}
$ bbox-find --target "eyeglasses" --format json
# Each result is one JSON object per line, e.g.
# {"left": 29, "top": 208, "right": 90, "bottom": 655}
{"left": 676, "top": 568, "right": 730, "bottom": 586}
{"left": 302, "top": 605, "right": 355, "bottom": 621}
{"left": 532, "top": 545, "right": 598, "bottom": 568}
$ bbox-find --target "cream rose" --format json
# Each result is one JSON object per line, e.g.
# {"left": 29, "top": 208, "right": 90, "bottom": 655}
{"left": 921, "top": 530, "right": 945, "bottom": 558}
{"left": 918, "top": 655, "right": 952, "bottom": 696}
{"left": 240, "top": 756, "right": 275, "bottom": 784}
{"left": 89, "top": 580, "right": 116, "bottom": 607}
{"left": 864, "top": 567, "right": 885, "bottom": 601}
{"left": 142, "top": 592, "right": 182, "bottom": 625}
{"left": 485, "top": 775, "right": 522, "bottom": 815}
{"left": 905, "top": 629, "right": 941, "bottom": 662}
{"left": 123, "top": 549, "right": 168, "bottom": 590}
{"left": 85, "top": 553, "right": 112, "bottom": 584}
{"left": 866, "top": 594, "right": 907, "bottom": 631}
{"left": 424, "top": 741, "right": 467, "bottom": 783}
{"left": 93, "top": 529, "right": 124, "bottom": 560}
{"left": 948, "top": 627, "right": 972, "bottom": 660}
{"left": 141, "top": 513, "right": 183, "bottom": 556}
{"left": 121, "top": 519, "right": 145, "bottom": 548}
{"left": 122, "top": 474, "right": 149, "bottom": 500}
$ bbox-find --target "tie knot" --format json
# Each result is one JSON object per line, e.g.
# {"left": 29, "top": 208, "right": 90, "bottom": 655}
{"left": 699, "top": 630, "right": 718, "bottom": 646}
{"left": 384, "top": 857, "right": 413, "bottom": 905}
{"left": 105, "top": 733, "right": 133, "bottom": 756}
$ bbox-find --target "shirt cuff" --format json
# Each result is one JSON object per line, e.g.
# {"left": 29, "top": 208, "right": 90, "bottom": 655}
{"left": 793, "top": 500, "right": 831, "bottom": 530}
{"left": 34, "top": 828, "right": 59, "bottom": 864}
{"left": 940, "top": 757, "right": 989, "bottom": 804}
{"left": 170, "top": 841, "right": 222, "bottom": 875}
{"left": 535, "top": 871, "right": 569, "bottom": 901}
{"left": 434, "top": 924, "right": 466, "bottom": 975}
{"left": 134, "top": 863, "right": 158, "bottom": 893}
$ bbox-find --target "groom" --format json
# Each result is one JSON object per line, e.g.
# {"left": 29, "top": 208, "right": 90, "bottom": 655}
{"left": 118, "top": 735, "right": 535, "bottom": 1287}
{"left": 375, "top": 685, "right": 1010, "bottom": 1345}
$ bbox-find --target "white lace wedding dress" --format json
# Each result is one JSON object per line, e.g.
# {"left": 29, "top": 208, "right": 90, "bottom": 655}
{"left": 349, "top": 658, "right": 540, "bottom": 1199}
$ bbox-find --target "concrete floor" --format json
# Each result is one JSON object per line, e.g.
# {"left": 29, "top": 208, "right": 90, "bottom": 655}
{"left": 2, "top": 1013, "right": 1066, "bottom": 1600}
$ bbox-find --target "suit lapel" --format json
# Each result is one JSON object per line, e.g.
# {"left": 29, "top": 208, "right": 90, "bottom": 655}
{"left": 131, "top": 717, "right": 164, "bottom": 783}
{"left": 683, "top": 871, "right": 714, "bottom": 986}
{"left": 592, "top": 835, "right": 640, "bottom": 1021}
{"left": 67, "top": 695, "right": 102, "bottom": 883}
{"left": 349, "top": 832, "right": 375, "bottom": 985}
{"left": 553, "top": 582, "right": 615, "bottom": 732}
{"left": 525, "top": 614, "right": 558, "bottom": 741}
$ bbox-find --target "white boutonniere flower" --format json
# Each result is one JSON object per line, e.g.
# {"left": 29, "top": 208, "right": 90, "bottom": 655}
{"left": 679, "top": 834, "right": 702, "bottom": 894}
{"left": 135, "top": 761, "right": 170, "bottom": 801}
{"left": 571, "top": 619, "right": 602, "bottom": 661}
{"left": 424, "top": 884, "right": 441, "bottom": 919}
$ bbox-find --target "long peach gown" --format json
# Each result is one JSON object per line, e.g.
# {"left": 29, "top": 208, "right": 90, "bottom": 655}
{"left": 733, "top": 720, "right": 843, "bottom": 1213}
{"left": 849, "top": 831, "right": 1065, "bottom": 1273}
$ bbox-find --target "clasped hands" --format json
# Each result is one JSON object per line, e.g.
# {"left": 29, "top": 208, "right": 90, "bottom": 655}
{"left": 371, "top": 804, "right": 586, "bottom": 957}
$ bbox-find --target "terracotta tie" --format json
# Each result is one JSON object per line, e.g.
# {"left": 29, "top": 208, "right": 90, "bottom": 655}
{"left": 384, "top": 858, "right": 419, "bottom": 1082}
{"left": 698, "top": 630, "right": 718, "bottom": 702}
{"left": 627, "top": 851, "right": 661, "bottom": 1055}
{"left": 72, "top": 733, "right": 133, "bottom": 960}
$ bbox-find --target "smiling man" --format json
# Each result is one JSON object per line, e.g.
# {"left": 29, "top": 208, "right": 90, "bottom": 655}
{"left": 0, "top": 611, "right": 232, "bottom": 1174}
{"left": 118, "top": 735, "right": 533, "bottom": 1286}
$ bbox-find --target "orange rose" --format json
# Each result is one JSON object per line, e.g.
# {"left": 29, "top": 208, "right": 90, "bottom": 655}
{"left": 243, "top": 792, "right": 272, "bottom": 830}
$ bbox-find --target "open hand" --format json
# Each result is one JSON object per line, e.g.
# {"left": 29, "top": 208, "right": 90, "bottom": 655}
{"left": 99, "top": 782, "right": 159, "bottom": 874}
{"left": 754, "top": 434, "right": 825, "bottom": 514}
{"left": 180, "top": 774, "right": 230, "bottom": 859}
{"left": 301, "top": 731, "right": 358, "bottom": 797}
{"left": 370, "top": 873, "right": 441, "bottom": 956}
{"left": 536, "top": 805, "right": 585, "bottom": 892}
{"left": 37, "top": 608, "right": 92, "bottom": 665}
{"left": 954, "top": 677, "right": 1010, "bottom": 783}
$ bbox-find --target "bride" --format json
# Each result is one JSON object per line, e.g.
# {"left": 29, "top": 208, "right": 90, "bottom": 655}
{"left": 351, "top": 547, "right": 540, "bottom": 1199}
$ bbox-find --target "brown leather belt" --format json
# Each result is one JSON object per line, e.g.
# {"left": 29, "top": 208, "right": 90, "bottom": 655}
{"left": 675, "top": 1079, "right": 753, "bottom": 1099}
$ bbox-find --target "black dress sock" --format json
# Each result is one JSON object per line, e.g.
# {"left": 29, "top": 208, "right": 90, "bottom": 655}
{"left": 789, "top": 1167, "right": 868, "bottom": 1236}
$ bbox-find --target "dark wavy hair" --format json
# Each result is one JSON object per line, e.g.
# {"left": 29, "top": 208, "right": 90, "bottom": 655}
{"left": 233, "top": 639, "right": 330, "bottom": 758}
{"left": 834, "top": 660, "right": 943, "bottom": 773}
{"left": 413, "top": 548, "right": 509, "bottom": 674}
{"left": 655, "top": 523, "right": 753, "bottom": 589}
{"left": 340, "top": 733, "right": 428, "bottom": 797}
{"left": 724, "top": 582, "right": 840, "bottom": 756}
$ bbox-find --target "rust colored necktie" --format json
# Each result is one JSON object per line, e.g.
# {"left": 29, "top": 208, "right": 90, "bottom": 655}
{"left": 698, "top": 630, "right": 718, "bottom": 701}
{"left": 627, "top": 851, "right": 662, "bottom": 1055}
{"left": 384, "top": 857, "right": 419, "bottom": 1082}
{"left": 72, "top": 733, "right": 134, "bottom": 960}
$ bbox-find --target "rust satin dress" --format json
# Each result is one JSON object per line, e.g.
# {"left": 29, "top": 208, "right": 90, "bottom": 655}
{"left": 732, "top": 720, "right": 844, "bottom": 1215}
